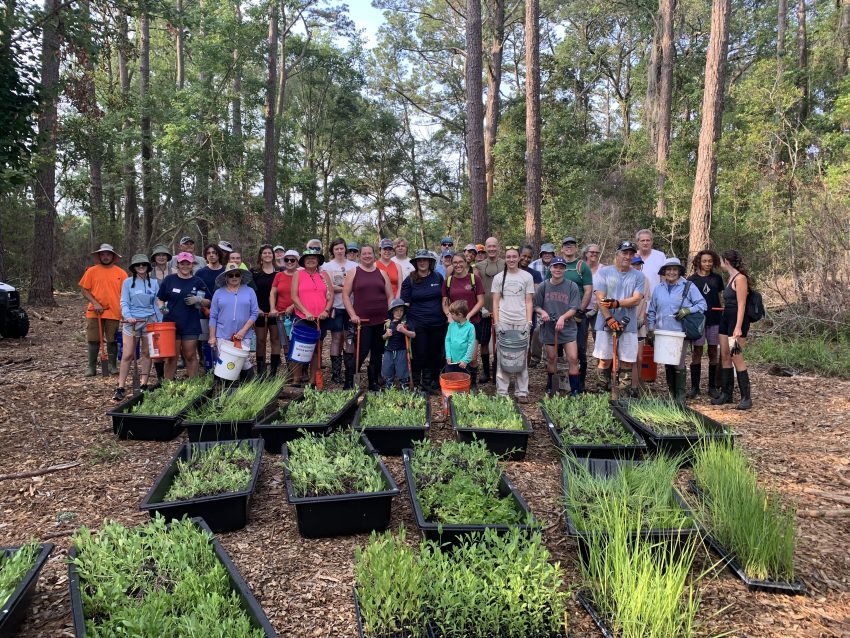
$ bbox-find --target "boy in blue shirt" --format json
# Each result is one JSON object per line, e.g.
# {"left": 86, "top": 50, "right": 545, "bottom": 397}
{"left": 382, "top": 299, "right": 416, "bottom": 389}
{"left": 444, "top": 300, "right": 476, "bottom": 376}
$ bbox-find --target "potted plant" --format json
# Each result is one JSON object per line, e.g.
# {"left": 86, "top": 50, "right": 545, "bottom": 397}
{"left": 403, "top": 439, "right": 535, "bottom": 543}
{"left": 254, "top": 387, "right": 361, "bottom": 453}
{"left": 0, "top": 541, "right": 54, "bottom": 636}
{"left": 448, "top": 393, "right": 532, "bottom": 460}
{"left": 106, "top": 376, "right": 213, "bottom": 441}
{"left": 688, "top": 443, "right": 804, "bottom": 594}
{"left": 68, "top": 516, "right": 277, "bottom": 637}
{"left": 352, "top": 389, "right": 431, "bottom": 455}
{"left": 541, "top": 394, "right": 646, "bottom": 459}
{"left": 282, "top": 430, "right": 399, "bottom": 538}
{"left": 139, "top": 439, "right": 263, "bottom": 533}
{"left": 182, "top": 377, "right": 284, "bottom": 442}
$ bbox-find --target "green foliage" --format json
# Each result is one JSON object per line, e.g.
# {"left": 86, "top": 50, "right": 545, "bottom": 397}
{"left": 70, "top": 517, "right": 265, "bottom": 637}
{"left": 451, "top": 393, "right": 524, "bottom": 430}
{"left": 280, "top": 387, "right": 357, "bottom": 424}
{"left": 184, "top": 377, "right": 283, "bottom": 423}
{"left": 358, "top": 389, "right": 427, "bottom": 427}
{"left": 162, "top": 442, "right": 256, "bottom": 502}
{"left": 620, "top": 398, "right": 705, "bottom": 435}
{"left": 542, "top": 394, "right": 635, "bottom": 445}
{"left": 0, "top": 542, "right": 39, "bottom": 608}
{"left": 748, "top": 334, "right": 850, "bottom": 378}
{"left": 129, "top": 376, "right": 213, "bottom": 417}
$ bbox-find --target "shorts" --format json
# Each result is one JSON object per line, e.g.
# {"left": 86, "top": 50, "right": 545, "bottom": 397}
{"left": 592, "top": 330, "right": 639, "bottom": 363}
{"left": 86, "top": 318, "right": 120, "bottom": 342}
{"left": 693, "top": 323, "right": 720, "bottom": 347}
{"left": 254, "top": 314, "right": 278, "bottom": 328}
{"left": 175, "top": 333, "right": 200, "bottom": 342}
{"left": 326, "top": 308, "right": 349, "bottom": 333}
{"left": 477, "top": 316, "right": 492, "bottom": 345}
{"left": 122, "top": 317, "right": 155, "bottom": 337}
{"left": 718, "top": 310, "right": 750, "bottom": 338}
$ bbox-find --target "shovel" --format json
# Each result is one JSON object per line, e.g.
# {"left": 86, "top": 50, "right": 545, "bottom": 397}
{"left": 405, "top": 334, "right": 414, "bottom": 391}
{"left": 98, "top": 315, "right": 109, "bottom": 377}
{"left": 313, "top": 319, "right": 324, "bottom": 389}
{"left": 353, "top": 319, "right": 370, "bottom": 388}
{"left": 610, "top": 316, "right": 630, "bottom": 402}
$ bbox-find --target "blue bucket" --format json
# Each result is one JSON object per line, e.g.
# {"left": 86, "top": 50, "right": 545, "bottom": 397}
{"left": 288, "top": 323, "right": 321, "bottom": 363}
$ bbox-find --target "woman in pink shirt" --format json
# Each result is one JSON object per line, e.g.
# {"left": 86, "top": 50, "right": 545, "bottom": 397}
{"left": 291, "top": 250, "right": 333, "bottom": 386}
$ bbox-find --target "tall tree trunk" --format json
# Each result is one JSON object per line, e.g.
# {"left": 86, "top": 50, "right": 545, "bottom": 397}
{"left": 484, "top": 0, "right": 504, "bottom": 202}
{"left": 839, "top": 0, "right": 850, "bottom": 76}
{"left": 82, "top": 0, "right": 104, "bottom": 243}
{"left": 654, "top": 0, "right": 676, "bottom": 219}
{"left": 466, "top": 0, "right": 488, "bottom": 242}
{"left": 263, "top": 0, "right": 279, "bottom": 239}
{"left": 778, "top": 0, "right": 787, "bottom": 62}
{"left": 797, "top": 0, "right": 808, "bottom": 124}
{"left": 524, "top": 0, "right": 541, "bottom": 251}
{"left": 645, "top": 15, "right": 661, "bottom": 149}
{"left": 140, "top": 11, "right": 154, "bottom": 248}
{"left": 118, "top": 13, "right": 139, "bottom": 254}
{"left": 176, "top": 0, "right": 185, "bottom": 89}
{"left": 233, "top": 1, "right": 247, "bottom": 213}
{"left": 195, "top": 1, "right": 210, "bottom": 241}
{"left": 29, "top": 0, "right": 60, "bottom": 305}
{"left": 688, "top": 0, "right": 731, "bottom": 257}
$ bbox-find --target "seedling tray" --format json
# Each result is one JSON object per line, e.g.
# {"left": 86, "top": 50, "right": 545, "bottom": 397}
{"left": 183, "top": 395, "right": 279, "bottom": 442}
{"left": 448, "top": 397, "right": 532, "bottom": 460}
{"left": 402, "top": 448, "right": 536, "bottom": 545}
{"left": 353, "top": 588, "right": 429, "bottom": 638}
{"left": 68, "top": 518, "right": 277, "bottom": 637}
{"left": 612, "top": 400, "right": 737, "bottom": 462}
{"left": 254, "top": 390, "right": 362, "bottom": 453}
{"left": 427, "top": 622, "right": 569, "bottom": 638}
{"left": 282, "top": 434, "right": 400, "bottom": 538}
{"left": 106, "top": 389, "right": 210, "bottom": 441}
{"left": 139, "top": 439, "right": 263, "bottom": 533}
{"left": 352, "top": 392, "right": 431, "bottom": 455}
{"left": 542, "top": 401, "right": 646, "bottom": 459}
{"left": 686, "top": 481, "right": 807, "bottom": 595}
{"left": 0, "top": 543, "right": 54, "bottom": 637}
{"left": 576, "top": 591, "right": 615, "bottom": 638}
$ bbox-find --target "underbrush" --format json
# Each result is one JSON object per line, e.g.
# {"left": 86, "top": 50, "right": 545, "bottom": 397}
{"left": 748, "top": 334, "right": 850, "bottom": 378}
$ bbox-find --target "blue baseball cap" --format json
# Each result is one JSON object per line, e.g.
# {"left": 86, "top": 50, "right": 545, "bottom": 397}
{"left": 550, "top": 256, "right": 568, "bottom": 267}
{"left": 440, "top": 236, "right": 454, "bottom": 245}
{"left": 631, "top": 255, "right": 644, "bottom": 265}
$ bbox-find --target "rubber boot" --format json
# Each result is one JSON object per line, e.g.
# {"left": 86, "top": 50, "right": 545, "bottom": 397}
{"left": 674, "top": 368, "right": 688, "bottom": 403}
{"left": 343, "top": 353, "right": 355, "bottom": 390}
{"left": 568, "top": 374, "right": 581, "bottom": 397}
{"left": 256, "top": 358, "right": 266, "bottom": 377}
{"left": 546, "top": 373, "right": 555, "bottom": 397}
{"left": 330, "top": 355, "right": 343, "bottom": 383}
{"left": 711, "top": 368, "right": 734, "bottom": 405}
{"left": 665, "top": 365, "right": 676, "bottom": 398}
{"left": 735, "top": 370, "right": 752, "bottom": 410}
{"left": 153, "top": 361, "right": 165, "bottom": 386}
{"left": 85, "top": 342, "right": 99, "bottom": 377}
{"left": 490, "top": 352, "right": 498, "bottom": 384}
{"left": 687, "top": 364, "right": 701, "bottom": 399}
{"left": 480, "top": 354, "right": 491, "bottom": 384}
{"left": 708, "top": 364, "right": 720, "bottom": 399}
{"left": 270, "top": 354, "right": 281, "bottom": 377}
{"left": 420, "top": 369, "right": 433, "bottom": 395}
{"left": 579, "top": 367, "right": 587, "bottom": 394}
{"left": 469, "top": 366, "right": 478, "bottom": 392}
{"left": 367, "top": 367, "right": 380, "bottom": 392}
{"left": 579, "top": 358, "right": 587, "bottom": 391}
{"left": 106, "top": 342, "right": 119, "bottom": 375}
{"left": 598, "top": 367, "right": 612, "bottom": 392}
{"left": 239, "top": 366, "right": 255, "bottom": 382}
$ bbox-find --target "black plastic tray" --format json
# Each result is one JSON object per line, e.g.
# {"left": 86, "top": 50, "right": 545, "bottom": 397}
{"left": 448, "top": 396, "right": 532, "bottom": 460}
{"left": 282, "top": 434, "right": 399, "bottom": 538}
{"left": 576, "top": 591, "right": 615, "bottom": 638}
{"left": 0, "top": 543, "right": 54, "bottom": 637}
{"left": 139, "top": 439, "right": 263, "bottom": 532}
{"left": 183, "top": 395, "right": 279, "bottom": 442}
{"left": 254, "top": 390, "right": 362, "bottom": 453}
{"left": 686, "top": 481, "right": 807, "bottom": 594}
{"left": 402, "top": 448, "right": 536, "bottom": 544}
{"left": 612, "top": 400, "right": 737, "bottom": 462}
{"left": 68, "top": 518, "right": 277, "bottom": 637}
{"left": 352, "top": 392, "right": 431, "bottom": 455}
{"left": 542, "top": 401, "right": 646, "bottom": 459}
{"left": 106, "top": 388, "right": 210, "bottom": 441}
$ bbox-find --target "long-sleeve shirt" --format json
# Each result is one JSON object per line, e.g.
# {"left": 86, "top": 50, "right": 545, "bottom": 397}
{"left": 209, "top": 285, "right": 259, "bottom": 341}
{"left": 647, "top": 278, "right": 707, "bottom": 332}
{"left": 444, "top": 320, "right": 475, "bottom": 364}
{"left": 120, "top": 276, "right": 161, "bottom": 321}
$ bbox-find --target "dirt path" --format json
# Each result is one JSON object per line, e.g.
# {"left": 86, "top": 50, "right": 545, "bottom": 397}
{"left": 1, "top": 296, "right": 848, "bottom": 637}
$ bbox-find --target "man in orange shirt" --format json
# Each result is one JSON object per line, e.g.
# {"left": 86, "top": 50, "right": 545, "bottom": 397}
{"left": 80, "top": 244, "right": 127, "bottom": 376}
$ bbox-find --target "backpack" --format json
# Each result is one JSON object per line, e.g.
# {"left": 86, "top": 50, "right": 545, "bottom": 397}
{"left": 446, "top": 271, "right": 475, "bottom": 289}
{"left": 746, "top": 289, "right": 765, "bottom": 322}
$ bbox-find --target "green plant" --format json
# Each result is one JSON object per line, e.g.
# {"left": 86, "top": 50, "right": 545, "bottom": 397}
{"left": 285, "top": 430, "right": 386, "bottom": 497}
{"left": 621, "top": 398, "right": 705, "bottom": 435}
{"left": 70, "top": 517, "right": 265, "bottom": 637}
{"left": 162, "top": 442, "right": 256, "bottom": 502}
{"left": 749, "top": 333, "right": 850, "bottom": 378}
{"left": 129, "top": 376, "right": 213, "bottom": 416}
{"left": 691, "top": 443, "right": 797, "bottom": 582}
{"left": 280, "top": 387, "right": 357, "bottom": 424}
{"left": 409, "top": 440, "right": 525, "bottom": 525}
{"left": 359, "top": 389, "right": 426, "bottom": 427}
{"left": 88, "top": 439, "right": 123, "bottom": 465}
{"left": 542, "top": 394, "right": 635, "bottom": 445}
{"left": 0, "top": 541, "right": 39, "bottom": 608}
{"left": 451, "top": 393, "right": 523, "bottom": 430}
{"left": 184, "top": 377, "right": 284, "bottom": 422}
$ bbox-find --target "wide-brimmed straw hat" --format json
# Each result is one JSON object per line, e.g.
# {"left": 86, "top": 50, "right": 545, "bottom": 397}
{"left": 91, "top": 243, "right": 121, "bottom": 258}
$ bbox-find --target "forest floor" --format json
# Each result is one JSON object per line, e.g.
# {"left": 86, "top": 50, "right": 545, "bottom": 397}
{"left": 1, "top": 294, "right": 849, "bottom": 638}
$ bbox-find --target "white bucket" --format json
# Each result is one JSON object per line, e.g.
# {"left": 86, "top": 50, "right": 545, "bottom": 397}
{"left": 653, "top": 329, "right": 686, "bottom": 365}
{"left": 214, "top": 340, "right": 250, "bottom": 381}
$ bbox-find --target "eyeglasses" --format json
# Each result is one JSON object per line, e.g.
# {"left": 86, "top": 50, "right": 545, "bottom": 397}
{"left": 284, "top": 258, "right": 297, "bottom": 263}
{"left": 586, "top": 251, "right": 600, "bottom": 255}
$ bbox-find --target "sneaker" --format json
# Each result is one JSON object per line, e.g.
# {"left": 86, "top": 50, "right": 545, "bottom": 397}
{"left": 516, "top": 395, "right": 529, "bottom": 404}
{"left": 112, "top": 387, "right": 126, "bottom": 401}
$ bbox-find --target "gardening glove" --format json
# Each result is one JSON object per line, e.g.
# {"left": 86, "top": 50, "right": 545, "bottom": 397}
{"left": 574, "top": 309, "right": 585, "bottom": 324}
{"left": 184, "top": 295, "right": 203, "bottom": 307}
{"left": 599, "top": 298, "right": 620, "bottom": 309}
{"left": 480, "top": 307, "right": 491, "bottom": 319}
{"left": 674, "top": 307, "right": 691, "bottom": 321}
{"left": 605, "top": 316, "right": 621, "bottom": 332}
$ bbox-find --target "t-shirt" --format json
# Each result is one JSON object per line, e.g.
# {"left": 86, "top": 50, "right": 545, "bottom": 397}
{"left": 376, "top": 260, "right": 401, "bottom": 298}
{"left": 442, "top": 271, "right": 484, "bottom": 324}
{"left": 272, "top": 271, "right": 294, "bottom": 313}
{"left": 79, "top": 265, "right": 128, "bottom": 320}
{"left": 593, "top": 266, "right": 644, "bottom": 334}
{"left": 196, "top": 265, "right": 224, "bottom": 295}
{"left": 400, "top": 271, "right": 445, "bottom": 329}
{"left": 534, "top": 278, "right": 581, "bottom": 344}
{"left": 563, "top": 260, "right": 593, "bottom": 306}
{"left": 156, "top": 274, "right": 209, "bottom": 336}
{"left": 251, "top": 268, "right": 277, "bottom": 313}
{"left": 491, "top": 269, "right": 535, "bottom": 326}
{"left": 522, "top": 266, "right": 543, "bottom": 285}
{"left": 688, "top": 272, "right": 724, "bottom": 325}
{"left": 392, "top": 256, "right": 415, "bottom": 282}
{"left": 322, "top": 259, "right": 357, "bottom": 309}
{"left": 638, "top": 248, "right": 666, "bottom": 290}
{"left": 384, "top": 318, "right": 408, "bottom": 351}
{"left": 476, "top": 258, "right": 506, "bottom": 312}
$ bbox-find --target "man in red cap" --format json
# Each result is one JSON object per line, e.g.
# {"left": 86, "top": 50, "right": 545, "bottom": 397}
{"left": 80, "top": 244, "right": 127, "bottom": 376}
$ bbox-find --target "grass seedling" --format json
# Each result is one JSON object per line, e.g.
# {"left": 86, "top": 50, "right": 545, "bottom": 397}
{"left": 542, "top": 394, "right": 635, "bottom": 445}
{"left": 409, "top": 440, "right": 525, "bottom": 526}
{"left": 451, "top": 393, "right": 524, "bottom": 430}
{"left": 359, "top": 389, "right": 426, "bottom": 427}
{"left": 129, "top": 376, "right": 213, "bottom": 416}
{"left": 162, "top": 442, "right": 256, "bottom": 501}
{"left": 280, "top": 387, "right": 357, "bottom": 424}
{"left": 285, "top": 430, "right": 386, "bottom": 497}
{"left": 622, "top": 398, "right": 705, "bottom": 435}
{"left": 184, "top": 377, "right": 284, "bottom": 423}
{"left": 0, "top": 541, "right": 39, "bottom": 608}
{"left": 691, "top": 442, "right": 797, "bottom": 582}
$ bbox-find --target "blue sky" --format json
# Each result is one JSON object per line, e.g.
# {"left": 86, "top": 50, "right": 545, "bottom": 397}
{"left": 346, "top": 0, "right": 386, "bottom": 46}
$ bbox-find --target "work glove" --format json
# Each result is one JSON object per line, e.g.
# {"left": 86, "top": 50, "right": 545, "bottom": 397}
{"left": 674, "top": 307, "right": 691, "bottom": 321}
{"left": 480, "top": 307, "right": 491, "bottom": 319}
{"left": 184, "top": 295, "right": 203, "bottom": 307}
{"left": 606, "top": 316, "right": 622, "bottom": 332}
{"left": 599, "top": 298, "right": 620, "bottom": 309}
{"left": 574, "top": 309, "right": 586, "bottom": 324}
{"left": 160, "top": 304, "right": 169, "bottom": 316}
{"left": 646, "top": 330, "right": 654, "bottom": 346}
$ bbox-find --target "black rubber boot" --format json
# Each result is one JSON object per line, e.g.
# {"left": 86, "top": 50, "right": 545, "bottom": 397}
{"left": 85, "top": 342, "right": 99, "bottom": 377}
{"left": 579, "top": 367, "right": 587, "bottom": 393}
{"left": 367, "top": 367, "right": 380, "bottom": 392}
{"left": 270, "top": 354, "right": 281, "bottom": 377}
{"left": 343, "top": 353, "right": 355, "bottom": 389}
{"left": 675, "top": 368, "right": 688, "bottom": 403}
{"left": 711, "top": 368, "right": 735, "bottom": 405}
{"left": 490, "top": 353, "right": 498, "bottom": 384}
{"left": 480, "top": 354, "right": 490, "bottom": 384}
{"left": 420, "top": 369, "right": 433, "bottom": 395}
{"left": 106, "top": 342, "right": 119, "bottom": 375}
{"left": 665, "top": 365, "right": 676, "bottom": 398}
{"left": 256, "top": 358, "right": 266, "bottom": 377}
{"left": 153, "top": 361, "right": 165, "bottom": 386}
{"left": 708, "top": 364, "right": 720, "bottom": 399}
{"left": 469, "top": 366, "right": 478, "bottom": 392}
{"left": 330, "top": 355, "right": 343, "bottom": 383}
{"left": 687, "top": 364, "right": 701, "bottom": 399}
{"left": 546, "top": 373, "right": 555, "bottom": 397}
{"left": 735, "top": 370, "right": 752, "bottom": 410}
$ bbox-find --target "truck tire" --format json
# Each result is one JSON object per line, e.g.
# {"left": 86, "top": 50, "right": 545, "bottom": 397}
{"left": 0, "top": 309, "right": 29, "bottom": 338}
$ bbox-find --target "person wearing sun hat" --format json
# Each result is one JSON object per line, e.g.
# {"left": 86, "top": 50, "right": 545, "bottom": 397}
{"left": 291, "top": 249, "right": 333, "bottom": 386}
{"left": 208, "top": 263, "right": 259, "bottom": 380}
{"left": 150, "top": 244, "right": 172, "bottom": 285}
{"left": 80, "top": 243, "right": 127, "bottom": 377}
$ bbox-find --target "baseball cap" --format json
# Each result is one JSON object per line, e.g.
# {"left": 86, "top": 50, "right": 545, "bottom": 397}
{"left": 441, "top": 249, "right": 455, "bottom": 258}
{"left": 539, "top": 243, "right": 555, "bottom": 255}
{"left": 440, "top": 236, "right": 453, "bottom": 245}
{"left": 272, "top": 244, "right": 285, "bottom": 253}
{"left": 617, "top": 240, "right": 637, "bottom": 252}
{"left": 464, "top": 243, "right": 477, "bottom": 252}
{"left": 475, "top": 243, "right": 485, "bottom": 252}
{"left": 550, "top": 256, "right": 568, "bottom": 267}
{"left": 179, "top": 236, "right": 194, "bottom": 245}
{"left": 283, "top": 249, "right": 300, "bottom": 259}
{"left": 562, "top": 236, "right": 577, "bottom": 245}
{"left": 176, "top": 251, "right": 195, "bottom": 263}
{"left": 379, "top": 238, "right": 394, "bottom": 249}
{"left": 631, "top": 255, "right": 644, "bottom": 265}
{"left": 218, "top": 240, "right": 233, "bottom": 253}
{"left": 346, "top": 242, "right": 360, "bottom": 252}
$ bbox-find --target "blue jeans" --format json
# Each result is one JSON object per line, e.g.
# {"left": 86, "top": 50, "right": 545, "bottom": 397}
{"left": 382, "top": 348, "right": 409, "bottom": 388}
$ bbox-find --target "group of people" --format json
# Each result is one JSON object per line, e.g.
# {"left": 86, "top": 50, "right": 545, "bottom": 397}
{"left": 80, "top": 229, "right": 754, "bottom": 409}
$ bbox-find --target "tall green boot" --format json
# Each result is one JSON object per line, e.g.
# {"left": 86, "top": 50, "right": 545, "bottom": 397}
{"left": 674, "top": 368, "right": 688, "bottom": 403}
{"left": 665, "top": 365, "right": 676, "bottom": 397}
{"left": 85, "top": 342, "right": 99, "bottom": 377}
{"left": 106, "top": 341, "right": 119, "bottom": 375}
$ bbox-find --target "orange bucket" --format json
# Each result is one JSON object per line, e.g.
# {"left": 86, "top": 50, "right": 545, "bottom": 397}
{"left": 146, "top": 322, "right": 177, "bottom": 359}
{"left": 640, "top": 344, "right": 657, "bottom": 382}
{"left": 440, "top": 371, "right": 471, "bottom": 415}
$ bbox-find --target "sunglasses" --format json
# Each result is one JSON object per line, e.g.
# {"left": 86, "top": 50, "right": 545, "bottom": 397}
{"left": 505, "top": 245, "right": 519, "bottom": 251}
{"left": 441, "top": 242, "right": 453, "bottom": 247}
{"left": 226, "top": 272, "right": 241, "bottom": 278}
{"left": 284, "top": 258, "right": 297, "bottom": 263}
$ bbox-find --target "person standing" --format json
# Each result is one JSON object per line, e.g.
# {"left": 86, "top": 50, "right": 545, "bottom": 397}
{"left": 635, "top": 229, "right": 666, "bottom": 290}
{"left": 322, "top": 237, "right": 358, "bottom": 384}
{"left": 475, "top": 244, "right": 486, "bottom": 263}
{"left": 687, "top": 250, "right": 724, "bottom": 398}
{"left": 442, "top": 253, "right": 484, "bottom": 388}
{"left": 401, "top": 250, "right": 447, "bottom": 394}
{"left": 376, "top": 238, "right": 401, "bottom": 298}
{"left": 629, "top": 255, "right": 652, "bottom": 391}
{"left": 534, "top": 256, "right": 581, "bottom": 396}
{"left": 273, "top": 245, "right": 286, "bottom": 270}
{"left": 252, "top": 244, "right": 282, "bottom": 376}
{"left": 196, "top": 244, "right": 225, "bottom": 293}
{"left": 712, "top": 250, "right": 753, "bottom": 410}
{"left": 342, "top": 245, "right": 393, "bottom": 390}
{"left": 475, "top": 237, "right": 505, "bottom": 383}
{"left": 382, "top": 299, "right": 416, "bottom": 389}
{"left": 269, "top": 249, "right": 300, "bottom": 376}
{"left": 168, "top": 236, "right": 206, "bottom": 274}
{"left": 392, "top": 237, "right": 415, "bottom": 282}
{"left": 583, "top": 243, "right": 605, "bottom": 361}
{"left": 520, "top": 245, "right": 544, "bottom": 368}
{"left": 150, "top": 245, "right": 171, "bottom": 285}
{"left": 346, "top": 242, "right": 360, "bottom": 263}
{"left": 491, "top": 247, "right": 535, "bottom": 403}
{"left": 444, "top": 300, "right": 476, "bottom": 374}
{"left": 208, "top": 265, "right": 259, "bottom": 380}
{"left": 80, "top": 244, "right": 127, "bottom": 377}
{"left": 560, "top": 237, "right": 594, "bottom": 390}
{"left": 436, "top": 250, "right": 454, "bottom": 278}
{"left": 291, "top": 249, "right": 333, "bottom": 387}
{"left": 463, "top": 244, "right": 478, "bottom": 265}
{"left": 529, "top": 243, "right": 555, "bottom": 281}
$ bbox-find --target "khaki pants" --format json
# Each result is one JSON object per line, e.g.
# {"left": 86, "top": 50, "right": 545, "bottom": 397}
{"left": 86, "top": 318, "right": 120, "bottom": 343}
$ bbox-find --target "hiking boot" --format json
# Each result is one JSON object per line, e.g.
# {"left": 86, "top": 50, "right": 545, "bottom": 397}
{"left": 112, "top": 387, "right": 126, "bottom": 401}
{"left": 735, "top": 370, "right": 752, "bottom": 410}
{"left": 711, "top": 368, "right": 734, "bottom": 405}
{"left": 687, "top": 364, "right": 701, "bottom": 399}
{"left": 85, "top": 342, "right": 99, "bottom": 377}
